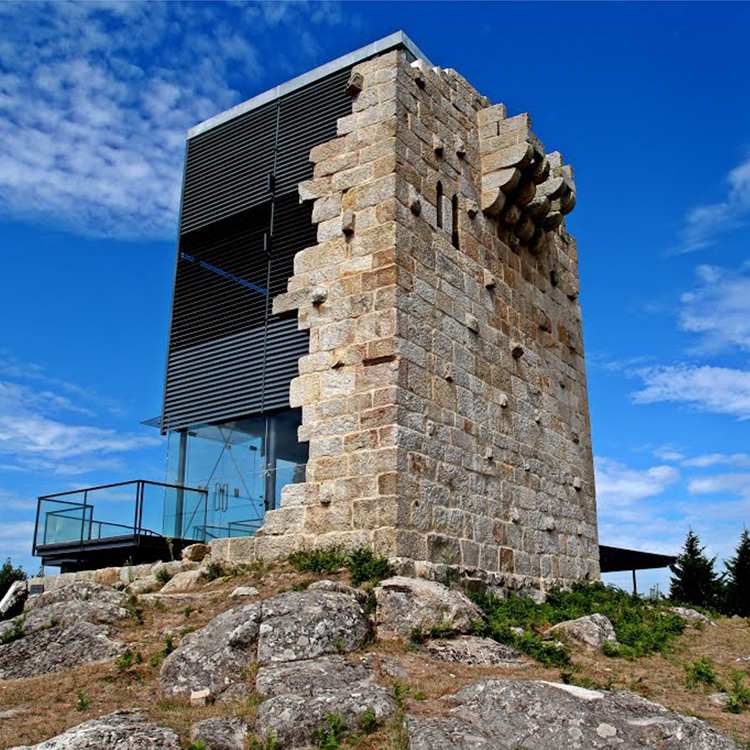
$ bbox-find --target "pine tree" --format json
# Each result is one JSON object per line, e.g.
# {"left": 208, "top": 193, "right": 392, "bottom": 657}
{"left": 725, "top": 529, "right": 750, "bottom": 616}
{"left": 669, "top": 530, "right": 723, "bottom": 609}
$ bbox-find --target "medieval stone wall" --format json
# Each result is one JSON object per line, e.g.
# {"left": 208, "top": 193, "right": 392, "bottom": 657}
{"left": 252, "top": 46, "right": 599, "bottom": 596}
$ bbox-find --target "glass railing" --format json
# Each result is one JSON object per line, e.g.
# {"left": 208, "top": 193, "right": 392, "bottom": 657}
{"left": 33, "top": 480, "right": 209, "bottom": 552}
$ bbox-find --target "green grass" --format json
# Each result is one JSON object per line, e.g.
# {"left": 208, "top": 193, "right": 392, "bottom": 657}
{"left": 0, "top": 616, "right": 25, "bottom": 645}
{"left": 75, "top": 689, "right": 90, "bottom": 712}
{"left": 725, "top": 670, "right": 750, "bottom": 714}
{"left": 470, "top": 582, "right": 687, "bottom": 666}
{"left": 311, "top": 713, "right": 347, "bottom": 749}
{"left": 288, "top": 546, "right": 394, "bottom": 587}
{"left": 154, "top": 567, "right": 173, "bottom": 585}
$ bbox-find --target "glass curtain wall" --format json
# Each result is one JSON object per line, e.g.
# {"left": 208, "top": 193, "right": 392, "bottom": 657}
{"left": 165, "top": 407, "right": 306, "bottom": 540}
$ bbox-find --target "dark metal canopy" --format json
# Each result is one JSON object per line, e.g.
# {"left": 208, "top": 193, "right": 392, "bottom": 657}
{"left": 599, "top": 544, "right": 676, "bottom": 574}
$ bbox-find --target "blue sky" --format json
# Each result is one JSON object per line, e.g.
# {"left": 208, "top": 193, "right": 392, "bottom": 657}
{"left": 1, "top": 2, "right": 748, "bottom": 591}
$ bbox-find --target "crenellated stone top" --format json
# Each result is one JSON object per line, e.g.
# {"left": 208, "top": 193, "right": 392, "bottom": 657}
{"left": 478, "top": 106, "right": 575, "bottom": 254}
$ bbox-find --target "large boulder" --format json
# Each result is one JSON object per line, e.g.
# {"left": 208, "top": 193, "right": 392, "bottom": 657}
{"left": 670, "top": 606, "right": 715, "bottom": 627}
{"left": 0, "top": 621, "right": 126, "bottom": 679}
{"left": 7, "top": 709, "right": 180, "bottom": 749}
{"left": 182, "top": 543, "right": 211, "bottom": 562}
{"left": 374, "top": 576, "right": 484, "bottom": 639}
{"left": 160, "top": 603, "right": 261, "bottom": 701}
{"left": 159, "top": 569, "right": 206, "bottom": 593}
{"left": 254, "top": 656, "right": 396, "bottom": 749}
{"left": 0, "top": 580, "right": 27, "bottom": 621}
{"left": 425, "top": 636, "right": 528, "bottom": 667}
{"left": 22, "top": 581, "right": 129, "bottom": 629}
{"left": 257, "top": 590, "right": 371, "bottom": 664}
{"left": 406, "top": 679, "right": 739, "bottom": 749}
{"left": 547, "top": 614, "right": 618, "bottom": 651}
{"left": 190, "top": 717, "right": 248, "bottom": 750}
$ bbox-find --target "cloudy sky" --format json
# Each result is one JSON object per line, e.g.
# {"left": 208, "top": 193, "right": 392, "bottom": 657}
{"left": 1, "top": 1, "right": 748, "bottom": 589}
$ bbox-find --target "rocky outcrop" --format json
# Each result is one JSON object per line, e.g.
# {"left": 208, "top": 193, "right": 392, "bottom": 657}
{"left": 425, "top": 636, "right": 528, "bottom": 667}
{"left": 374, "top": 576, "right": 484, "bottom": 639}
{"left": 190, "top": 717, "right": 248, "bottom": 750}
{"left": 670, "top": 606, "right": 715, "bottom": 627}
{"left": 0, "top": 621, "right": 126, "bottom": 679}
{"left": 159, "top": 569, "right": 206, "bottom": 593}
{"left": 254, "top": 656, "right": 395, "bottom": 748}
{"left": 0, "top": 581, "right": 27, "bottom": 621}
{"left": 229, "top": 585, "right": 258, "bottom": 599}
{"left": 257, "top": 590, "right": 371, "bottom": 664}
{"left": 406, "top": 679, "right": 739, "bottom": 749}
{"left": 182, "top": 543, "right": 211, "bottom": 562}
{"left": 7, "top": 709, "right": 180, "bottom": 749}
{"left": 160, "top": 603, "right": 261, "bottom": 701}
{"left": 547, "top": 614, "right": 618, "bottom": 651}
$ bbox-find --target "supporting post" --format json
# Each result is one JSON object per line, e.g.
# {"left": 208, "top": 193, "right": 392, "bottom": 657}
{"left": 632, "top": 569, "right": 638, "bottom": 597}
{"left": 264, "top": 416, "right": 278, "bottom": 512}
{"left": 174, "top": 429, "right": 187, "bottom": 537}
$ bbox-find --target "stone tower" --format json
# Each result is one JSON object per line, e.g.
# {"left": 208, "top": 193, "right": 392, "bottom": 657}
{"left": 219, "top": 42, "right": 599, "bottom": 596}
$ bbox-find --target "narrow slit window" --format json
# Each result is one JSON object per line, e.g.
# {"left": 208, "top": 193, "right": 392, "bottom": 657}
{"left": 436, "top": 181, "right": 443, "bottom": 228}
{"left": 451, "top": 194, "right": 459, "bottom": 248}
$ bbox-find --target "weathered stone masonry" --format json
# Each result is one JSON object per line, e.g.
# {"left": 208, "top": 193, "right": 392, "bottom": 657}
{"left": 217, "top": 47, "right": 599, "bottom": 595}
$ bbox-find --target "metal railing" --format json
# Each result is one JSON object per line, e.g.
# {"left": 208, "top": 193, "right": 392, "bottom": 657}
{"left": 33, "top": 480, "right": 209, "bottom": 554}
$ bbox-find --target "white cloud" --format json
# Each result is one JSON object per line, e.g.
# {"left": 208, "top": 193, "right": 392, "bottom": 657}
{"left": 0, "top": 353, "right": 160, "bottom": 476}
{"left": 678, "top": 152, "right": 750, "bottom": 253}
{"left": 632, "top": 364, "right": 750, "bottom": 420}
{"left": 688, "top": 473, "right": 750, "bottom": 501}
{"left": 0, "top": 1, "right": 345, "bottom": 239}
{"left": 595, "top": 457, "right": 679, "bottom": 517}
{"left": 682, "top": 452, "right": 750, "bottom": 468}
{"left": 679, "top": 264, "right": 750, "bottom": 353}
{"left": 653, "top": 445, "right": 686, "bottom": 462}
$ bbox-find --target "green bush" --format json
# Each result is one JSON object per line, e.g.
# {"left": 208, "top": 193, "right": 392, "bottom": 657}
{"left": 0, "top": 615, "right": 25, "bottom": 645}
{"left": 311, "top": 713, "right": 347, "bottom": 749}
{"left": 288, "top": 546, "right": 394, "bottom": 586}
{"left": 725, "top": 670, "right": 750, "bottom": 714}
{"left": 684, "top": 657, "right": 718, "bottom": 690}
{"left": 358, "top": 707, "right": 379, "bottom": 734}
{"left": 155, "top": 567, "right": 173, "bottom": 585}
{"left": 204, "top": 561, "right": 225, "bottom": 581}
{"left": 75, "top": 689, "right": 90, "bottom": 712}
{"left": 470, "top": 582, "right": 687, "bottom": 666}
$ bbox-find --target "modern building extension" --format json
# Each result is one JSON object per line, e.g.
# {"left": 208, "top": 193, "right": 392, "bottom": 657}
{"left": 33, "top": 32, "right": 674, "bottom": 593}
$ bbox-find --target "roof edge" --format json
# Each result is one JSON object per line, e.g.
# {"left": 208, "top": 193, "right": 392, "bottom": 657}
{"left": 187, "top": 31, "right": 431, "bottom": 140}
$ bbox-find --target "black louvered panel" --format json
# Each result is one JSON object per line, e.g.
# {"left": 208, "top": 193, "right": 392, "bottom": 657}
{"left": 262, "top": 318, "right": 310, "bottom": 411}
{"left": 170, "top": 206, "right": 271, "bottom": 352}
{"left": 180, "top": 102, "right": 277, "bottom": 234}
{"left": 164, "top": 327, "right": 268, "bottom": 429}
{"left": 274, "top": 67, "right": 353, "bottom": 196}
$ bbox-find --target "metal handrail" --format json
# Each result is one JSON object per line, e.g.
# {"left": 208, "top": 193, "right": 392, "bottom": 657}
{"left": 34, "top": 479, "right": 209, "bottom": 554}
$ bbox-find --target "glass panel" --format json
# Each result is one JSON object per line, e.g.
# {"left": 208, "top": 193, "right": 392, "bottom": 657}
{"left": 166, "top": 408, "right": 308, "bottom": 539}
{"left": 36, "top": 498, "right": 89, "bottom": 547}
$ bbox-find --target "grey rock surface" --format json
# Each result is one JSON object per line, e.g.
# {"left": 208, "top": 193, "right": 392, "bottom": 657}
{"left": 374, "top": 576, "right": 484, "bottom": 639}
{"left": 254, "top": 655, "right": 395, "bottom": 748}
{"left": 0, "top": 621, "right": 126, "bottom": 679}
{"left": 7, "top": 709, "right": 180, "bottom": 749}
{"left": 160, "top": 603, "right": 261, "bottom": 700}
{"left": 256, "top": 655, "right": 372, "bottom": 698}
{"left": 406, "top": 679, "right": 739, "bottom": 749}
{"left": 307, "top": 579, "right": 368, "bottom": 603}
{"left": 425, "top": 636, "right": 528, "bottom": 667}
{"left": 257, "top": 590, "right": 371, "bottom": 664}
{"left": 190, "top": 717, "right": 248, "bottom": 750}
{"left": 229, "top": 585, "right": 258, "bottom": 599}
{"left": 670, "top": 606, "right": 715, "bottom": 626}
{"left": 0, "top": 580, "right": 27, "bottom": 621}
{"left": 547, "top": 613, "right": 618, "bottom": 650}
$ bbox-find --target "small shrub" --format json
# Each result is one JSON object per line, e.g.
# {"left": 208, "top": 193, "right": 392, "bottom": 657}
{"left": 347, "top": 547, "right": 394, "bottom": 586}
{"left": 162, "top": 633, "right": 175, "bottom": 656}
{"left": 311, "top": 713, "right": 347, "bottom": 749}
{"left": 183, "top": 606, "right": 194, "bottom": 618}
{"left": 287, "top": 546, "right": 394, "bottom": 586}
{"left": 155, "top": 567, "right": 173, "bottom": 585}
{"left": 75, "top": 689, "right": 90, "bottom": 712}
{"left": 115, "top": 649, "right": 142, "bottom": 672}
{"left": 204, "top": 561, "right": 225, "bottom": 581}
{"left": 186, "top": 741, "right": 206, "bottom": 750}
{"left": 125, "top": 594, "right": 144, "bottom": 625}
{"left": 359, "top": 707, "right": 379, "bottom": 734}
{"left": 725, "top": 670, "right": 750, "bottom": 714}
{"left": 684, "top": 657, "right": 718, "bottom": 690}
{"left": 289, "top": 547, "right": 349, "bottom": 575}
{"left": 0, "top": 616, "right": 25, "bottom": 645}
{"left": 249, "top": 734, "right": 280, "bottom": 750}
